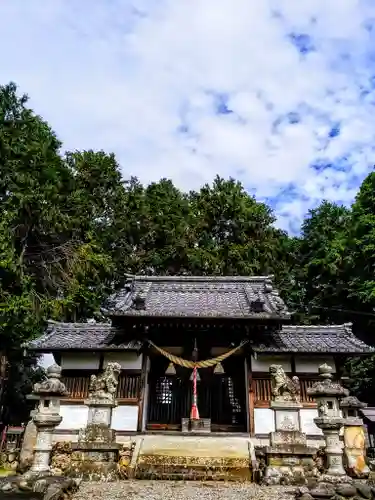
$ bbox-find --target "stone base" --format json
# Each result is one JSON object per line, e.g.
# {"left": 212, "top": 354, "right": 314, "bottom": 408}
{"left": 262, "top": 428, "right": 318, "bottom": 487}
{"left": 136, "top": 454, "right": 251, "bottom": 481}
{"left": 318, "top": 473, "right": 352, "bottom": 484}
{"left": 135, "top": 434, "right": 252, "bottom": 481}
{"left": 263, "top": 453, "right": 318, "bottom": 486}
{"left": 78, "top": 423, "right": 116, "bottom": 444}
{"left": 68, "top": 442, "right": 121, "bottom": 481}
{"left": 181, "top": 418, "right": 211, "bottom": 433}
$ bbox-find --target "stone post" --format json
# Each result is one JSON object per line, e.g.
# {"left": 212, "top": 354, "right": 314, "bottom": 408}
{"left": 307, "top": 363, "right": 350, "bottom": 483}
{"left": 29, "top": 364, "right": 68, "bottom": 476}
{"left": 19, "top": 398, "right": 38, "bottom": 471}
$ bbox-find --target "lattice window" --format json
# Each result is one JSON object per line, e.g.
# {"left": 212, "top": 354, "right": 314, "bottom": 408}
{"left": 156, "top": 377, "right": 173, "bottom": 404}
{"left": 221, "top": 376, "right": 242, "bottom": 424}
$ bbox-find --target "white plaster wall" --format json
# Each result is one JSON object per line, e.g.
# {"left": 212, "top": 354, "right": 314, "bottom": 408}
{"left": 111, "top": 405, "right": 138, "bottom": 431}
{"left": 103, "top": 352, "right": 143, "bottom": 370}
{"left": 251, "top": 355, "right": 292, "bottom": 372}
{"left": 300, "top": 409, "right": 323, "bottom": 435}
{"left": 57, "top": 405, "right": 88, "bottom": 430}
{"left": 295, "top": 356, "right": 336, "bottom": 373}
{"left": 60, "top": 353, "right": 100, "bottom": 370}
{"left": 254, "top": 408, "right": 275, "bottom": 434}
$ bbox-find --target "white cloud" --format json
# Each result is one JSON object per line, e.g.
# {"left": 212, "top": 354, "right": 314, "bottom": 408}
{"left": 1, "top": 0, "right": 375, "bottom": 231}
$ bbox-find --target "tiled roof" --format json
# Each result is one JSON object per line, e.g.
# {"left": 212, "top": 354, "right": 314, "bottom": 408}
{"left": 27, "top": 321, "right": 373, "bottom": 355}
{"left": 361, "top": 408, "right": 375, "bottom": 422}
{"left": 27, "top": 321, "right": 142, "bottom": 351}
{"left": 251, "top": 323, "right": 374, "bottom": 354}
{"left": 103, "top": 275, "right": 291, "bottom": 319}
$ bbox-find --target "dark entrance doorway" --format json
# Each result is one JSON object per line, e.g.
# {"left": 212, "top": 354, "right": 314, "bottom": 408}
{"left": 146, "top": 352, "right": 247, "bottom": 432}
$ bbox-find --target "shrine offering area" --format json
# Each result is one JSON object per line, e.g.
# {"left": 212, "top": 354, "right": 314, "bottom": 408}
{"left": 72, "top": 481, "right": 295, "bottom": 500}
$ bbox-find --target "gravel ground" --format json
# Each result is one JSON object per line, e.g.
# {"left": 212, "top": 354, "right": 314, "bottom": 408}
{"left": 73, "top": 481, "right": 295, "bottom": 500}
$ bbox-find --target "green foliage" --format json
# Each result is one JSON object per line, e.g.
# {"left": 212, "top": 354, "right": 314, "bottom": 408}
{"left": 187, "top": 176, "right": 278, "bottom": 275}
{"left": 3, "top": 81, "right": 375, "bottom": 418}
{"left": 295, "top": 201, "right": 352, "bottom": 324}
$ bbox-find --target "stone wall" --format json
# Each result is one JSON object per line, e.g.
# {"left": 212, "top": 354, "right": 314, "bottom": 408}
{"left": 0, "top": 448, "right": 20, "bottom": 472}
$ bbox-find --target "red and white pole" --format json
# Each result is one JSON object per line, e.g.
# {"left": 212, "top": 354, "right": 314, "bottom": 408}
{"left": 190, "top": 365, "right": 199, "bottom": 420}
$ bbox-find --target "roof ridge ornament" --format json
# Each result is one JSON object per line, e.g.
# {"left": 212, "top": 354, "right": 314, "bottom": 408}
{"left": 123, "top": 274, "right": 275, "bottom": 282}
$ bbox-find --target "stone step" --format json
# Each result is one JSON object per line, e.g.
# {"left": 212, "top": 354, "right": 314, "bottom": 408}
{"left": 134, "top": 435, "right": 254, "bottom": 481}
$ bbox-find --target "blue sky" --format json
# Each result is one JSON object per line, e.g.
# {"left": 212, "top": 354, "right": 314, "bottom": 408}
{"left": 1, "top": 0, "right": 375, "bottom": 233}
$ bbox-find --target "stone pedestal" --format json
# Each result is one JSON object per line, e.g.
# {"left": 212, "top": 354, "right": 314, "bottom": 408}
{"left": 69, "top": 441, "right": 121, "bottom": 481}
{"left": 85, "top": 398, "right": 115, "bottom": 427}
{"left": 71, "top": 423, "right": 121, "bottom": 480}
{"left": 315, "top": 418, "right": 346, "bottom": 478}
{"left": 263, "top": 400, "right": 316, "bottom": 485}
{"left": 271, "top": 400, "right": 302, "bottom": 432}
{"left": 30, "top": 415, "right": 62, "bottom": 474}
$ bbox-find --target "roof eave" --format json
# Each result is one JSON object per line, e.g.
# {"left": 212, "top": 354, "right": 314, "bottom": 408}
{"left": 252, "top": 349, "right": 374, "bottom": 355}
{"left": 27, "top": 346, "right": 142, "bottom": 353}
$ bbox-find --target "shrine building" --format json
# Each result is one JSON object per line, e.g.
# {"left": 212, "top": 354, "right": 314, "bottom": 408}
{"left": 27, "top": 275, "right": 374, "bottom": 443}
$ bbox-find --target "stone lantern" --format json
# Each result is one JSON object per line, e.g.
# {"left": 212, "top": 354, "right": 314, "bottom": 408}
{"left": 307, "top": 363, "right": 349, "bottom": 482}
{"left": 28, "top": 363, "right": 68, "bottom": 476}
{"left": 340, "top": 396, "right": 366, "bottom": 424}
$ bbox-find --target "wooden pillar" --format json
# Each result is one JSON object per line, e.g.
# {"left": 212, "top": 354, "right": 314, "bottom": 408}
{"left": 137, "top": 350, "right": 149, "bottom": 432}
{"left": 0, "top": 353, "right": 7, "bottom": 432}
{"left": 244, "top": 357, "right": 250, "bottom": 434}
{"left": 291, "top": 355, "right": 296, "bottom": 375}
{"left": 98, "top": 353, "right": 104, "bottom": 371}
{"left": 248, "top": 355, "right": 255, "bottom": 436}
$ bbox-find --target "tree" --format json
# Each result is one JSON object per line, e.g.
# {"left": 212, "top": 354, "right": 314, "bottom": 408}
{"left": 342, "top": 172, "right": 375, "bottom": 403}
{"left": 348, "top": 172, "right": 375, "bottom": 332}
{"left": 187, "top": 176, "right": 284, "bottom": 275}
{"left": 0, "top": 82, "right": 73, "bottom": 426}
{"left": 0, "top": 82, "right": 74, "bottom": 348}
{"left": 294, "top": 201, "right": 352, "bottom": 325}
{"left": 0, "top": 86, "right": 120, "bottom": 424}
{"left": 140, "top": 179, "right": 192, "bottom": 274}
